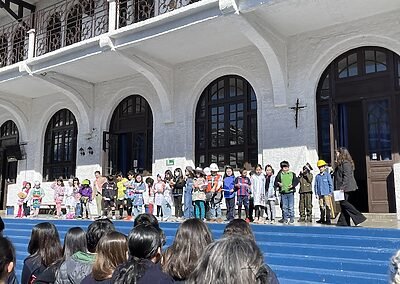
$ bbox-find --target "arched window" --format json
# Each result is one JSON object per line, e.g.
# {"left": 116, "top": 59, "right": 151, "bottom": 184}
{"left": 108, "top": 95, "right": 153, "bottom": 175}
{"left": 337, "top": 52, "right": 358, "bottom": 79}
{"left": 43, "top": 109, "right": 78, "bottom": 181}
{"left": 47, "top": 13, "right": 61, "bottom": 52}
{"left": 0, "top": 120, "right": 18, "bottom": 139}
{"left": 195, "top": 75, "right": 258, "bottom": 170}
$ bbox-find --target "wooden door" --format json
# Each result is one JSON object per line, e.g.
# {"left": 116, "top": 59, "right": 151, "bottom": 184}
{"left": 363, "top": 98, "right": 395, "bottom": 213}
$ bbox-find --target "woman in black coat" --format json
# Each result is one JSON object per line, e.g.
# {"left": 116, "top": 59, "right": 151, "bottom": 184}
{"left": 334, "top": 147, "right": 367, "bottom": 226}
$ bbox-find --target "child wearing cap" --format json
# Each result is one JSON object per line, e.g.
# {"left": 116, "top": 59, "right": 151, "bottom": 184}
{"left": 274, "top": 161, "right": 299, "bottom": 224}
{"left": 315, "top": 160, "right": 334, "bottom": 225}
{"left": 298, "top": 164, "right": 314, "bottom": 222}
{"left": 79, "top": 179, "right": 92, "bottom": 219}
{"left": 206, "top": 163, "right": 223, "bottom": 222}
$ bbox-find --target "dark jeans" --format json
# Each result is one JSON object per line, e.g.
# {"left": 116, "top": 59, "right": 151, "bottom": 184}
{"left": 225, "top": 197, "right": 235, "bottom": 221}
{"left": 249, "top": 196, "right": 254, "bottom": 221}
{"left": 23, "top": 202, "right": 30, "bottom": 217}
{"left": 173, "top": 195, "right": 183, "bottom": 218}
{"left": 337, "top": 192, "right": 367, "bottom": 226}
{"left": 237, "top": 195, "right": 249, "bottom": 219}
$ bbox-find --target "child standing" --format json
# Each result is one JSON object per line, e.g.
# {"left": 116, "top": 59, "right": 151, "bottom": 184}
{"left": 223, "top": 166, "right": 235, "bottom": 222}
{"left": 315, "top": 160, "right": 334, "bottom": 225}
{"left": 234, "top": 168, "right": 252, "bottom": 222}
{"left": 30, "top": 181, "right": 44, "bottom": 218}
{"left": 16, "top": 181, "right": 31, "bottom": 218}
{"left": 265, "top": 165, "right": 277, "bottom": 224}
{"left": 163, "top": 171, "right": 173, "bottom": 221}
{"left": 193, "top": 167, "right": 207, "bottom": 220}
{"left": 251, "top": 164, "right": 266, "bottom": 223}
{"left": 184, "top": 166, "right": 195, "bottom": 219}
{"left": 79, "top": 179, "right": 92, "bottom": 219}
{"left": 116, "top": 172, "right": 128, "bottom": 220}
{"left": 298, "top": 164, "right": 314, "bottom": 222}
{"left": 172, "top": 168, "right": 185, "bottom": 219}
{"left": 274, "top": 161, "right": 299, "bottom": 224}
{"left": 51, "top": 178, "right": 65, "bottom": 218}
{"left": 206, "top": 163, "right": 223, "bottom": 222}
{"left": 145, "top": 177, "right": 155, "bottom": 215}
{"left": 64, "top": 179, "right": 76, "bottom": 219}
{"left": 72, "top": 178, "right": 81, "bottom": 218}
{"left": 124, "top": 171, "right": 136, "bottom": 220}
{"left": 132, "top": 174, "right": 145, "bottom": 217}
{"left": 154, "top": 174, "right": 165, "bottom": 219}
{"left": 102, "top": 175, "right": 117, "bottom": 219}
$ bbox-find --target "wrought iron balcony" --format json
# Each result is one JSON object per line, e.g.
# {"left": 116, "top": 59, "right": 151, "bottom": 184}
{"left": 0, "top": 0, "right": 200, "bottom": 68}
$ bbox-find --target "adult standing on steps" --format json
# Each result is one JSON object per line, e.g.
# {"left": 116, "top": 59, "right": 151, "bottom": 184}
{"left": 334, "top": 147, "right": 367, "bottom": 226}
{"left": 93, "top": 171, "right": 106, "bottom": 219}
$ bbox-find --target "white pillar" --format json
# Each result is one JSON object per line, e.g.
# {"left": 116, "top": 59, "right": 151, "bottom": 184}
{"left": 27, "top": 29, "right": 35, "bottom": 59}
{"left": 108, "top": 0, "right": 117, "bottom": 31}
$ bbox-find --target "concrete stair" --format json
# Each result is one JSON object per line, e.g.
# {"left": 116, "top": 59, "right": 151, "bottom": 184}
{"left": 3, "top": 218, "right": 399, "bottom": 283}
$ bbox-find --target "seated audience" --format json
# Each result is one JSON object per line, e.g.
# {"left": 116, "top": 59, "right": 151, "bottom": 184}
{"left": 0, "top": 236, "right": 15, "bottom": 284}
{"left": 0, "top": 216, "right": 4, "bottom": 235}
{"left": 134, "top": 214, "right": 166, "bottom": 246}
{"left": 55, "top": 219, "right": 115, "bottom": 284}
{"left": 162, "top": 219, "right": 213, "bottom": 282}
{"left": 223, "top": 219, "right": 255, "bottom": 239}
{"left": 34, "top": 227, "right": 87, "bottom": 283}
{"left": 21, "top": 223, "right": 63, "bottom": 284}
{"left": 189, "top": 236, "right": 279, "bottom": 284}
{"left": 114, "top": 224, "right": 173, "bottom": 284}
{"left": 82, "top": 231, "right": 128, "bottom": 284}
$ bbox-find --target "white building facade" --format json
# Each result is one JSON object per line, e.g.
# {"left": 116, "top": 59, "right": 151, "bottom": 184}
{"left": 0, "top": 0, "right": 399, "bottom": 218}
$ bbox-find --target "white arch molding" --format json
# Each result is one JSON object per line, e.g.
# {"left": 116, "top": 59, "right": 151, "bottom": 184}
{"left": 0, "top": 100, "right": 29, "bottom": 142}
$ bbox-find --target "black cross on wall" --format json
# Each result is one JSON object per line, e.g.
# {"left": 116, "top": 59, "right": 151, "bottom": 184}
{"left": 289, "top": 98, "right": 306, "bottom": 128}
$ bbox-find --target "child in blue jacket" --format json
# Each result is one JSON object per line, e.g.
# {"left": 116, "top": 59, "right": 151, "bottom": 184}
{"left": 314, "top": 160, "right": 334, "bottom": 225}
{"left": 223, "top": 166, "right": 235, "bottom": 222}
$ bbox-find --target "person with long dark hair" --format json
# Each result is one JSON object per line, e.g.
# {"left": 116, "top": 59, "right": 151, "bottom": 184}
{"left": 162, "top": 219, "right": 213, "bottom": 282}
{"left": 113, "top": 224, "right": 173, "bottom": 284}
{"left": 223, "top": 166, "right": 236, "bottom": 222}
{"left": 82, "top": 231, "right": 128, "bottom": 284}
{"left": 55, "top": 219, "right": 115, "bottom": 284}
{"left": 172, "top": 168, "right": 186, "bottom": 219}
{"left": 334, "top": 147, "right": 367, "bottom": 226}
{"left": 0, "top": 236, "right": 15, "bottom": 284}
{"left": 21, "top": 222, "right": 63, "bottom": 284}
{"left": 34, "top": 227, "right": 87, "bottom": 284}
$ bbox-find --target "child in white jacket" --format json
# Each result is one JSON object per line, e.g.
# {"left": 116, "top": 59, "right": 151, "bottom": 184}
{"left": 265, "top": 165, "right": 277, "bottom": 224}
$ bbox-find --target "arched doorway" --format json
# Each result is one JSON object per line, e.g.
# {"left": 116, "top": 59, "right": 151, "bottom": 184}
{"left": 43, "top": 109, "right": 78, "bottom": 181}
{"left": 107, "top": 95, "right": 153, "bottom": 175}
{"left": 0, "top": 120, "right": 20, "bottom": 209}
{"left": 316, "top": 46, "right": 398, "bottom": 213}
{"left": 195, "top": 75, "right": 258, "bottom": 170}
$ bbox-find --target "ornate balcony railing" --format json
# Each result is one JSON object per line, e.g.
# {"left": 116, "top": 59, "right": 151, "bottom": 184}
{"left": 116, "top": 0, "right": 200, "bottom": 28}
{"left": 0, "top": 15, "right": 33, "bottom": 68}
{"left": 35, "top": 0, "right": 109, "bottom": 57}
{"left": 0, "top": 0, "right": 201, "bottom": 68}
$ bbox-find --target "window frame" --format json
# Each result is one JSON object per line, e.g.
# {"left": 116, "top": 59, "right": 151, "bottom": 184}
{"left": 195, "top": 75, "right": 258, "bottom": 170}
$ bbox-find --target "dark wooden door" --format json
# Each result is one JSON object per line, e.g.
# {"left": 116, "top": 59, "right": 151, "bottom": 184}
{"left": 363, "top": 98, "right": 395, "bottom": 212}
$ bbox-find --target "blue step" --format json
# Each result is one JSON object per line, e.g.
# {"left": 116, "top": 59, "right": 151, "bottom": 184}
{"left": 2, "top": 217, "right": 397, "bottom": 284}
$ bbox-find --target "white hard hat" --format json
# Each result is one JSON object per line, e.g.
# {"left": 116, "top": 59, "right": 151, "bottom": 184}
{"left": 209, "top": 163, "right": 219, "bottom": 172}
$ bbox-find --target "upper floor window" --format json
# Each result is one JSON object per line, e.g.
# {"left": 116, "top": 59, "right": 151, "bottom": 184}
{"left": 0, "top": 120, "right": 18, "bottom": 138}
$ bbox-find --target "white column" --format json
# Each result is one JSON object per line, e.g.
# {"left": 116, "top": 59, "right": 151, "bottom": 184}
{"left": 27, "top": 29, "right": 36, "bottom": 59}
{"left": 108, "top": 0, "right": 117, "bottom": 31}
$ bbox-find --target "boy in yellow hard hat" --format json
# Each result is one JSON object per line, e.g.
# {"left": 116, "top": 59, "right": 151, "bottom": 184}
{"left": 314, "top": 160, "right": 334, "bottom": 225}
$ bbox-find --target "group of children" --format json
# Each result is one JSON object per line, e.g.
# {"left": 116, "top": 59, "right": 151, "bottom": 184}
{"left": 14, "top": 159, "right": 335, "bottom": 224}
